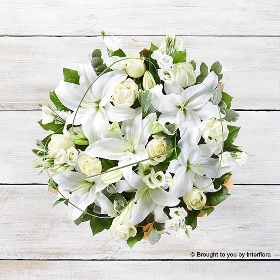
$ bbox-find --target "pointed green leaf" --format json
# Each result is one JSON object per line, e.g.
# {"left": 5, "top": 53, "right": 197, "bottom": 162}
{"left": 206, "top": 186, "right": 230, "bottom": 206}
{"left": 38, "top": 120, "right": 63, "bottom": 133}
{"left": 200, "top": 207, "right": 215, "bottom": 216}
{"left": 224, "top": 109, "right": 239, "bottom": 122}
{"left": 151, "top": 121, "right": 164, "bottom": 134}
{"left": 90, "top": 217, "right": 113, "bottom": 236}
{"left": 113, "top": 195, "right": 128, "bottom": 212}
{"left": 173, "top": 50, "right": 186, "bottom": 63}
{"left": 149, "top": 230, "right": 161, "bottom": 245}
{"left": 150, "top": 43, "right": 159, "bottom": 52}
{"left": 63, "top": 68, "right": 79, "bottom": 84}
{"left": 111, "top": 49, "right": 126, "bottom": 57}
{"left": 210, "top": 61, "right": 222, "bottom": 75}
{"left": 200, "top": 62, "right": 208, "bottom": 77}
{"left": 49, "top": 91, "right": 69, "bottom": 111}
{"left": 222, "top": 92, "right": 233, "bottom": 109}
{"left": 225, "top": 126, "right": 240, "bottom": 144}
{"left": 185, "top": 210, "right": 199, "bottom": 230}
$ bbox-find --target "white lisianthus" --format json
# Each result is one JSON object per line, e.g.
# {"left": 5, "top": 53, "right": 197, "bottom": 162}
{"left": 110, "top": 200, "right": 137, "bottom": 241}
{"left": 143, "top": 71, "right": 156, "bottom": 90}
{"left": 54, "top": 149, "right": 67, "bottom": 165}
{"left": 41, "top": 106, "right": 54, "bottom": 124}
{"left": 158, "top": 68, "right": 175, "bottom": 84}
{"left": 173, "top": 62, "right": 196, "bottom": 88}
{"left": 48, "top": 135, "right": 74, "bottom": 155}
{"left": 66, "top": 146, "right": 79, "bottom": 166}
{"left": 157, "top": 54, "right": 173, "bottom": 69}
{"left": 112, "top": 78, "right": 138, "bottom": 107}
{"left": 147, "top": 138, "right": 168, "bottom": 165}
{"left": 77, "top": 154, "right": 102, "bottom": 177}
{"left": 169, "top": 207, "right": 188, "bottom": 220}
{"left": 103, "top": 36, "right": 123, "bottom": 51}
{"left": 58, "top": 110, "right": 71, "bottom": 121}
{"left": 151, "top": 49, "right": 163, "bottom": 60}
{"left": 106, "top": 56, "right": 126, "bottom": 71}
{"left": 141, "top": 169, "right": 166, "bottom": 189}
{"left": 183, "top": 188, "right": 207, "bottom": 211}
{"left": 219, "top": 151, "right": 235, "bottom": 168}
{"left": 125, "top": 54, "right": 146, "bottom": 78}
{"left": 165, "top": 219, "right": 180, "bottom": 232}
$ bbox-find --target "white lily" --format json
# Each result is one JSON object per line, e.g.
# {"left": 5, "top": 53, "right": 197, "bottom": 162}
{"left": 85, "top": 110, "right": 156, "bottom": 181}
{"left": 168, "top": 127, "right": 231, "bottom": 198}
{"left": 116, "top": 172, "right": 179, "bottom": 224}
{"left": 53, "top": 170, "right": 116, "bottom": 221}
{"left": 55, "top": 64, "right": 136, "bottom": 143}
{"left": 151, "top": 72, "right": 220, "bottom": 131}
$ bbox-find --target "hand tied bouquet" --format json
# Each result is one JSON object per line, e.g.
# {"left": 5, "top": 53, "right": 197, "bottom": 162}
{"left": 33, "top": 34, "right": 247, "bottom": 247}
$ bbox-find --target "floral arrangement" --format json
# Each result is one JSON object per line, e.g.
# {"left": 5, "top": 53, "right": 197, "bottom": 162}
{"left": 33, "top": 34, "right": 247, "bottom": 246}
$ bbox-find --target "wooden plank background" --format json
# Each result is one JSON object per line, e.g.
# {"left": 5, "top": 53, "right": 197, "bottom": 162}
{"left": 1, "top": 0, "right": 279, "bottom": 278}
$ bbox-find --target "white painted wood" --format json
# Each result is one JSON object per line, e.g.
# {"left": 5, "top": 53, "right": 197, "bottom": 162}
{"left": 0, "top": 111, "right": 278, "bottom": 184}
{"left": 0, "top": 260, "right": 278, "bottom": 280}
{"left": 0, "top": 37, "right": 279, "bottom": 110}
{"left": 1, "top": 0, "right": 280, "bottom": 36}
{"left": 0, "top": 185, "right": 278, "bottom": 259}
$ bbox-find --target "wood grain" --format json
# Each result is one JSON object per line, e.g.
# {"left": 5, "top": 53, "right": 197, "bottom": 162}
{"left": 1, "top": 0, "right": 279, "bottom": 36}
{"left": 0, "top": 111, "right": 278, "bottom": 184}
{"left": 0, "top": 260, "right": 279, "bottom": 280}
{"left": 0, "top": 185, "right": 278, "bottom": 259}
{"left": 1, "top": 36, "right": 279, "bottom": 110}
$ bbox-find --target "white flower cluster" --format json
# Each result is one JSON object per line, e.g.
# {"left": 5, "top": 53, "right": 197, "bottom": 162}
{"left": 33, "top": 35, "right": 247, "bottom": 245}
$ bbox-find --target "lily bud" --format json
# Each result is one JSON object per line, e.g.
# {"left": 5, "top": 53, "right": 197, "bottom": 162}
{"left": 101, "top": 168, "right": 123, "bottom": 184}
{"left": 73, "top": 133, "right": 89, "bottom": 146}
{"left": 143, "top": 71, "right": 156, "bottom": 90}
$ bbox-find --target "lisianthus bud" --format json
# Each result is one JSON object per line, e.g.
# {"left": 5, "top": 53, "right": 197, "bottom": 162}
{"left": 41, "top": 105, "right": 54, "bottom": 125}
{"left": 143, "top": 71, "right": 156, "bottom": 90}
{"left": 183, "top": 188, "right": 206, "bottom": 210}
{"left": 101, "top": 168, "right": 123, "bottom": 184}
{"left": 73, "top": 133, "right": 89, "bottom": 146}
{"left": 103, "top": 36, "right": 123, "bottom": 52}
{"left": 125, "top": 54, "right": 146, "bottom": 78}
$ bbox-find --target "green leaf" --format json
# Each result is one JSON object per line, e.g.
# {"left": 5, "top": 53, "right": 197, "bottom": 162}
{"left": 224, "top": 109, "right": 239, "bottom": 122}
{"left": 63, "top": 68, "right": 79, "bottom": 84}
{"left": 52, "top": 198, "right": 65, "bottom": 208}
{"left": 111, "top": 49, "right": 126, "bottom": 57}
{"left": 200, "top": 62, "right": 208, "bottom": 77}
{"left": 127, "top": 227, "right": 144, "bottom": 248}
{"left": 96, "top": 64, "right": 109, "bottom": 75}
{"left": 222, "top": 92, "right": 233, "bottom": 109}
{"left": 106, "top": 184, "right": 117, "bottom": 195}
{"left": 38, "top": 120, "right": 63, "bottom": 133}
{"left": 113, "top": 195, "right": 128, "bottom": 212}
{"left": 90, "top": 217, "right": 113, "bottom": 236}
{"left": 74, "top": 211, "right": 91, "bottom": 225}
{"left": 150, "top": 43, "right": 159, "bottom": 52}
{"left": 149, "top": 230, "right": 161, "bottom": 245}
{"left": 101, "top": 159, "right": 116, "bottom": 171}
{"left": 210, "top": 61, "right": 222, "bottom": 75}
{"left": 200, "top": 207, "right": 215, "bottom": 216}
{"left": 206, "top": 186, "right": 230, "bottom": 206}
{"left": 91, "top": 57, "right": 103, "bottom": 68}
{"left": 173, "top": 50, "right": 186, "bottom": 63}
{"left": 185, "top": 210, "right": 199, "bottom": 230}
{"left": 223, "top": 143, "right": 243, "bottom": 153}
{"left": 31, "top": 149, "right": 45, "bottom": 157}
{"left": 151, "top": 121, "right": 164, "bottom": 134}
{"left": 73, "top": 133, "right": 89, "bottom": 146}
{"left": 154, "top": 222, "right": 165, "bottom": 231}
{"left": 225, "top": 126, "right": 240, "bottom": 144}
{"left": 138, "top": 90, "right": 156, "bottom": 117}
{"left": 165, "top": 123, "right": 178, "bottom": 135}
{"left": 49, "top": 91, "right": 69, "bottom": 111}
{"left": 92, "top": 49, "right": 102, "bottom": 58}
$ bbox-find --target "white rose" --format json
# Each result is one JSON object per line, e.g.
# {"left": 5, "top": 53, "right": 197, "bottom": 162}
{"left": 106, "top": 56, "right": 126, "bottom": 71}
{"left": 183, "top": 188, "right": 207, "bottom": 210}
{"left": 112, "top": 78, "right": 138, "bottom": 107}
{"left": 103, "top": 36, "right": 123, "bottom": 51}
{"left": 125, "top": 54, "right": 146, "bottom": 78}
{"left": 147, "top": 138, "right": 168, "bottom": 165}
{"left": 54, "top": 149, "right": 67, "bottom": 165}
{"left": 41, "top": 106, "right": 54, "bottom": 124}
{"left": 48, "top": 135, "right": 74, "bottom": 155}
{"left": 66, "top": 146, "right": 79, "bottom": 166}
{"left": 157, "top": 54, "right": 173, "bottom": 69}
{"left": 169, "top": 207, "right": 188, "bottom": 220}
{"left": 158, "top": 68, "right": 175, "bottom": 84}
{"left": 201, "top": 118, "right": 229, "bottom": 144}
{"left": 110, "top": 200, "right": 137, "bottom": 241}
{"left": 77, "top": 155, "right": 102, "bottom": 177}
{"left": 173, "top": 62, "right": 196, "bottom": 88}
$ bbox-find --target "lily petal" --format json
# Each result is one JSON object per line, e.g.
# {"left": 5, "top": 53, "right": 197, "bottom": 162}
{"left": 150, "top": 188, "right": 179, "bottom": 206}
{"left": 107, "top": 104, "right": 136, "bottom": 122}
{"left": 78, "top": 64, "right": 97, "bottom": 88}
{"left": 95, "top": 192, "right": 117, "bottom": 217}
{"left": 193, "top": 176, "right": 216, "bottom": 193}
{"left": 195, "top": 102, "right": 220, "bottom": 120}
{"left": 153, "top": 205, "right": 169, "bottom": 223}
